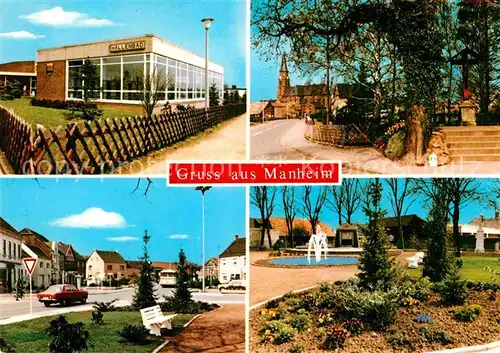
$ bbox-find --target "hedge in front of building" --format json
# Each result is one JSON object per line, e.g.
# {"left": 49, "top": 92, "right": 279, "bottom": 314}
{"left": 459, "top": 236, "right": 500, "bottom": 251}
{"left": 30, "top": 98, "right": 97, "bottom": 110}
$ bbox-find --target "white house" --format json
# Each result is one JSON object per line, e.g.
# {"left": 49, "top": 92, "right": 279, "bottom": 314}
{"left": 86, "top": 249, "right": 127, "bottom": 285}
{"left": 219, "top": 235, "right": 246, "bottom": 284}
{"left": 0, "top": 218, "right": 25, "bottom": 292}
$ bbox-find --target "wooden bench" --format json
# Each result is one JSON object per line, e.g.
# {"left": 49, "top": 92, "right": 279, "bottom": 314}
{"left": 140, "top": 305, "right": 177, "bottom": 336}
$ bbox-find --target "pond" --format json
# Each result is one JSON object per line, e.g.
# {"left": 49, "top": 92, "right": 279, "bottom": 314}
{"left": 269, "top": 256, "right": 359, "bottom": 266}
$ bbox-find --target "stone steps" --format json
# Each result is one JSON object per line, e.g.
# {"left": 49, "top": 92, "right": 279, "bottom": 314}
{"left": 439, "top": 127, "right": 500, "bottom": 163}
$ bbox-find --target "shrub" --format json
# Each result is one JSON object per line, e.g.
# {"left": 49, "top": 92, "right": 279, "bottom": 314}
{"left": 161, "top": 297, "right": 213, "bottom": 314}
{"left": 435, "top": 272, "right": 468, "bottom": 306}
{"left": 342, "top": 318, "right": 363, "bottom": 335}
{"left": 117, "top": 324, "right": 149, "bottom": 345}
{"left": 265, "top": 299, "right": 280, "bottom": 309}
{"left": 93, "top": 299, "right": 118, "bottom": 312}
{"left": 91, "top": 311, "right": 104, "bottom": 325}
{"left": 400, "top": 276, "right": 432, "bottom": 302}
{"left": 317, "top": 312, "right": 335, "bottom": 327}
{"left": 323, "top": 327, "right": 349, "bottom": 350}
{"left": 0, "top": 338, "right": 16, "bottom": 353}
{"left": 415, "top": 313, "right": 432, "bottom": 323}
{"left": 290, "top": 314, "right": 310, "bottom": 332}
{"left": 388, "top": 330, "right": 418, "bottom": 350}
{"left": 289, "top": 344, "right": 303, "bottom": 353}
{"left": 453, "top": 305, "right": 482, "bottom": 322}
{"left": 30, "top": 98, "right": 98, "bottom": 111}
{"left": 260, "top": 320, "right": 295, "bottom": 345}
{"left": 330, "top": 284, "right": 399, "bottom": 330}
{"left": 456, "top": 259, "right": 464, "bottom": 268}
{"left": 45, "top": 315, "right": 92, "bottom": 353}
{"left": 260, "top": 308, "right": 283, "bottom": 321}
{"left": 488, "top": 290, "right": 497, "bottom": 301}
{"left": 421, "top": 328, "right": 453, "bottom": 345}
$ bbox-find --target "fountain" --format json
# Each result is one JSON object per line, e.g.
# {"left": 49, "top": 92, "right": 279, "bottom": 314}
{"left": 307, "top": 224, "right": 329, "bottom": 264}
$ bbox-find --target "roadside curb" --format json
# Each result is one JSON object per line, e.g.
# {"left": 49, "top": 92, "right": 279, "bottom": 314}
{"left": 156, "top": 304, "right": 224, "bottom": 352}
{"left": 249, "top": 285, "right": 319, "bottom": 311}
{"left": 426, "top": 340, "right": 500, "bottom": 353}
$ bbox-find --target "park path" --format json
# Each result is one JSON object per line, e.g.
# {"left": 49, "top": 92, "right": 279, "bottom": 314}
{"left": 160, "top": 304, "right": 245, "bottom": 353}
{"left": 250, "top": 252, "right": 358, "bottom": 306}
{"left": 135, "top": 114, "right": 246, "bottom": 174}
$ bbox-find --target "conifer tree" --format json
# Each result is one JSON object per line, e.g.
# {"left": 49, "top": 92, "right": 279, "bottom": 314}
{"left": 358, "top": 179, "right": 396, "bottom": 291}
{"left": 132, "top": 231, "right": 158, "bottom": 309}
{"left": 172, "top": 249, "right": 193, "bottom": 311}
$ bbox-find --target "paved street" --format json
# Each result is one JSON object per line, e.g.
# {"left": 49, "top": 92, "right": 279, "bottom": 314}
{"left": 250, "top": 119, "right": 307, "bottom": 160}
{"left": 251, "top": 119, "right": 500, "bottom": 175}
{"left": 0, "top": 285, "right": 244, "bottom": 324}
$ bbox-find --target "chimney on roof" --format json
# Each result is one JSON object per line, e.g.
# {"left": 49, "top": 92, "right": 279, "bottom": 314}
{"left": 234, "top": 235, "right": 239, "bottom": 241}
{"left": 495, "top": 210, "right": 500, "bottom": 220}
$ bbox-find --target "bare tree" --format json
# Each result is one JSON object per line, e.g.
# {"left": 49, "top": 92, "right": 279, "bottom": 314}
{"left": 282, "top": 186, "right": 297, "bottom": 247}
{"left": 300, "top": 186, "right": 328, "bottom": 234}
{"left": 251, "top": 186, "right": 278, "bottom": 248}
{"left": 136, "top": 65, "right": 173, "bottom": 119}
{"left": 385, "top": 178, "right": 416, "bottom": 250}
{"left": 327, "top": 185, "right": 346, "bottom": 226}
{"left": 327, "top": 180, "right": 364, "bottom": 226}
{"left": 446, "top": 178, "right": 483, "bottom": 257}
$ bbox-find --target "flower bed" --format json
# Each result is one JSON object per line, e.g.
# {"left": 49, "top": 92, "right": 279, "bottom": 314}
{"left": 250, "top": 283, "right": 500, "bottom": 353}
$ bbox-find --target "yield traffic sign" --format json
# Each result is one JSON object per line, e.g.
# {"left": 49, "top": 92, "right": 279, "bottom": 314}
{"left": 23, "top": 257, "right": 38, "bottom": 276}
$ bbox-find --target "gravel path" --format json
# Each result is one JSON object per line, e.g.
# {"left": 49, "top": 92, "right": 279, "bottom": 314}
{"left": 160, "top": 304, "right": 245, "bottom": 353}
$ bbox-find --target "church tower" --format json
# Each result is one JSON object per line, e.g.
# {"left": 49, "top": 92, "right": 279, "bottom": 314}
{"left": 277, "top": 54, "right": 290, "bottom": 100}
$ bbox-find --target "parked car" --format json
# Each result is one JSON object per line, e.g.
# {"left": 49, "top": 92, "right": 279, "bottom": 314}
{"left": 218, "top": 279, "right": 246, "bottom": 291}
{"left": 37, "top": 284, "right": 88, "bottom": 307}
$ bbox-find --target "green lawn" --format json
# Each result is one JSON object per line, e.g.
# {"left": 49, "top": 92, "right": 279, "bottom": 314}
{"left": 406, "top": 255, "right": 500, "bottom": 283}
{"left": 0, "top": 97, "right": 143, "bottom": 128}
{"left": 0, "top": 311, "right": 194, "bottom": 353}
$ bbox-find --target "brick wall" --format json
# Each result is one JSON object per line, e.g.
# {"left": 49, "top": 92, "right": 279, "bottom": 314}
{"left": 312, "top": 124, "right": 345, "bottom": 145}
{"left": 36, "top": 61, "right": 66, "bottom": 100}
{"left": 0, "top": 61, "right": 35, "bottom": 73}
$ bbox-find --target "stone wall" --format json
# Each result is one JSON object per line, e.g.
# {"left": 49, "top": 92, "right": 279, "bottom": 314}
{"left": 310, "top": 124, "right": 345, "bottom": 145}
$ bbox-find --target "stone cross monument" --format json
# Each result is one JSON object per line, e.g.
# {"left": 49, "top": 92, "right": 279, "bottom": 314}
{"left": 475, "top": 214, "right": 485, "bottom": 253}
{"left": 450, "top": 49, "right": 480, "bottom": 126}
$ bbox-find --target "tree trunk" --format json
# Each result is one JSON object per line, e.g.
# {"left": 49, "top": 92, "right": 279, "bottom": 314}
{"left": 453, "top": 200, "right": 461, "bottom": 258}
{"left": 325, "top": 35, "right": 331, "bottom": 125}
{"left": 398, "top": 218, "right": 405, "bottom": 250}
{"left": 260, "top": 226, "right": 265, "bottom": 247}
{"left": 266, "top": 227, "right": 273, "bottom": 249}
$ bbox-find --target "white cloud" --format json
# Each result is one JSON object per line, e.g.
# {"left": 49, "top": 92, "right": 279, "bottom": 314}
{"left": 107, "top": 236, "right": 138, "bottom": 242}
{"left": 21, "top": 7, "right": 116, "bottom": 27}
{"left": 51, "top": 207, "right": 128, "bottom": 228}
{"left": 0, "top": 31, "right": 45, "bottom": 39}
{"left": 168, "top": 234, "right": 190, "bottom": 240}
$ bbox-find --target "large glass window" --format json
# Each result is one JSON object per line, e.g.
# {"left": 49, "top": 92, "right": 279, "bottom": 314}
{"left": 66, "top": 53, "right": 223, "bottom": 103}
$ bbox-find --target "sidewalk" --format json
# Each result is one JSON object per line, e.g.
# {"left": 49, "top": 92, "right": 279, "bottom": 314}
{"left": 282, "top": 121, "right": 500, "bottom": 175}
{"left": 118, "top": 114, "right": 246, "bottom": 174}
{"left": 160, "top": 304, "right": 245, "bottom": 353}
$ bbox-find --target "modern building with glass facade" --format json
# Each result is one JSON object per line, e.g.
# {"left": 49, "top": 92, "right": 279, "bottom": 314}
{"left": 35, "top": 34, "right": 224, "bottom": 108}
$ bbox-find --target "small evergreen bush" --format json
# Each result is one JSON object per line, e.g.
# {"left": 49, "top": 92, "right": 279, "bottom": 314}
{"left": 288, "top": 344, "right": 303, "bottom": 353}
{"left": 290, "top": 314, "right": 310, "bottom": 332}
{"left": 117, "top": 324, "right": 149, "bottom": 345}
{"left": 453, "top": 305, "right": 482, "bottom": 322}
{"left": 45, "top": 315, "right": 92, "bottom": 353}
{"left": 90, "top": 311, "right": 104, "bottom": 325}
{"left": 93, "top": 299, "right": 118, "bottom": 312}
{"left": 435, "top": 271, "right": 468, "bottom": 306}
{"left": 342, "top": 318, "right": 363, "bottom": 335}
{"left": 323, "top": 327, "right": 349, "bottom": 350}
{"left": 260, "top": 320, "right": 295, "bottom": 344}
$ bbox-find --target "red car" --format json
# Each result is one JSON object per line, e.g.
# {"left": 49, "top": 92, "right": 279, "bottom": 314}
{"left": 37, "top": 284, "right": 88, "bottom": 307}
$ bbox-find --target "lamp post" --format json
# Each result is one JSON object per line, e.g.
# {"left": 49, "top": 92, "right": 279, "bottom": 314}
{"left": 201, "top": 18, "right": 214, "bottom": 110}
{"left": 195, "top": 186, "right": 211, "bottom": 292}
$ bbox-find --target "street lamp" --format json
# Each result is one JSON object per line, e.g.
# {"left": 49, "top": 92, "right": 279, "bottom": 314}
{"left": 201, "top": 18, "right": 214, "bottom": 110}
{"left": 195, "top": 186, "right": 211, "bottom": 292}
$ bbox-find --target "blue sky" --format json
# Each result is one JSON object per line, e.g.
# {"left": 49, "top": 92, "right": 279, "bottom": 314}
{"left": 0, "top": 0, "right": 246, "bottom": 87}
{"left": 0, "top": 178, "right": 246, "bottom": 264}
{"left": 250, "top": 179, "right": 500, "bottom": 226}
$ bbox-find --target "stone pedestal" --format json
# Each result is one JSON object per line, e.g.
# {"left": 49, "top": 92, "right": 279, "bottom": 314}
{"left": 460, "top": 100, "right": 477, "bottom": 126}
{"left": 475, "top": 224, "right": 485, "bottom": 253}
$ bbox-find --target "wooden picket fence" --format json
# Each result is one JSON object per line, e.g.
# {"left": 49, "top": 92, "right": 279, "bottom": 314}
{"left": 0, "top": 103, "right": 246, "bottom": 174}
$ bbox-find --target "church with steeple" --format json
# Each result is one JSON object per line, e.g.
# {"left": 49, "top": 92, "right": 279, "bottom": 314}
{"left": 274, "top": 54, "right": 347, "bottom": 119}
